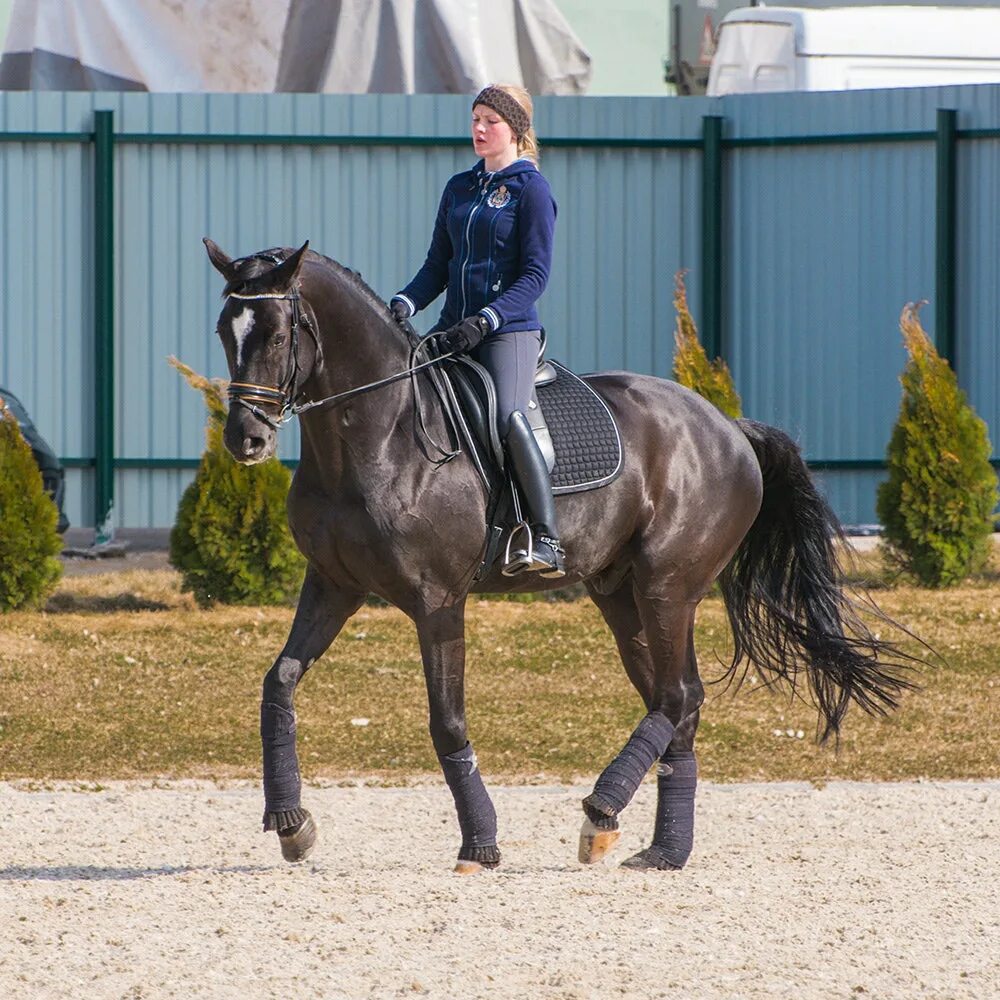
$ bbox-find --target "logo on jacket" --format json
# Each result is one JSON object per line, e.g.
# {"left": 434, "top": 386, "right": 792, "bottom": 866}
{"left": 487, "top": 184, "right": 511, "bottom": 209}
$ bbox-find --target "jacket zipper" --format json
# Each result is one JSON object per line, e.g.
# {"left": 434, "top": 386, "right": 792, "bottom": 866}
{"left": 460, "top": 172, "right": 492, "bottom": 318}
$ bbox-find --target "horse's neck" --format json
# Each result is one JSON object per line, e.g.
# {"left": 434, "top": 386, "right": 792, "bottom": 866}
{"left": 298, "top": 268, "right": 418, "bottom": 460}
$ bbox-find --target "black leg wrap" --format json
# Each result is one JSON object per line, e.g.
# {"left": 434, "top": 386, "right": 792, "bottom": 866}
{"left": 581, "top": 794, "right": 620, "bottom": 830}
{"left": 440, "top": 742, "right": 498, "bottom": 856}
{"left": 589, "top": 712, "right": 676, "bottom": 816}
{"left": 262, "top": 806, "right": 309, "bottom": 834}
{"left": 261, "top": 702, "right": 302, "bottom": 826}
{"left": 456, "top": 844, "right": 502, "bottom": 866}
{"left": 650, "top": 750, "right": 698, "bottom": 868}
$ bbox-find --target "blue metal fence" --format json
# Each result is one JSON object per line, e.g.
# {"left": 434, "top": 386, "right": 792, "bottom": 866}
{"left": 0, "top": 87, "right": 998, "bottom": 531}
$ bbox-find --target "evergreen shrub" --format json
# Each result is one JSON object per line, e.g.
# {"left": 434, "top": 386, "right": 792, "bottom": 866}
{"left": 876, "top": 303, "right": 997, "bottom": 587}
{"left": 671, "top": 271, "right": 742, "bottom": 419}
{"left": 168, "top": 358, "right": 306, "bottom": 607}
{"left": 0, "top": 400, "right": 63, "bottom": 610}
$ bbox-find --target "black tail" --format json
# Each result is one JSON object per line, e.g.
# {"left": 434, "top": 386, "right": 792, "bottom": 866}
{"left": 719, "top": 419, "right": 918, "bottom": 743}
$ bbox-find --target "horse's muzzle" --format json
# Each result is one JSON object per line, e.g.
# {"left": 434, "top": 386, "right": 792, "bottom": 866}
{"left": 224, "top": 406, "right": 277, "bottom": 465}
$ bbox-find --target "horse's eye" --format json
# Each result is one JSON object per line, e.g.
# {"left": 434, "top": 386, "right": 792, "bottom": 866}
{"left": 273, "top": 335, "right": 287, "bottom": 347}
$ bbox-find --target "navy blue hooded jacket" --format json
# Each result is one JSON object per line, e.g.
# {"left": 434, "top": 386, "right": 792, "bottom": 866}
{"left": 393, "top": 158, "right": 556, "bottom": 334}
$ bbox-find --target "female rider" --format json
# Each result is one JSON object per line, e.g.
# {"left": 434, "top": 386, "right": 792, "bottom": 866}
{"left": 390, "top": 84, "right": 564, "bottom": 579}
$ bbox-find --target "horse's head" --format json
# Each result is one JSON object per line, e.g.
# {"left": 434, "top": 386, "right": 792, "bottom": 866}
{"left": 204, "top": 238, "right": 319, "bottom": 464}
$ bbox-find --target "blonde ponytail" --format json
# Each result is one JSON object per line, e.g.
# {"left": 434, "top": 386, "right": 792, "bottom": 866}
{"left": 518, "top": 126, "right": 540, "bottom": 165}
{"left": 497, "top": 84, "right": 540, "bottom": 165}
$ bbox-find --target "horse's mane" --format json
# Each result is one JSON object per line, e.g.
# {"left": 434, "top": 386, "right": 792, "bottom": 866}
{"left": 222, "top": 246, "right": 421, "bottom": 350}
{"left": 224, "top": 247, "right": 389, "bottom": 313}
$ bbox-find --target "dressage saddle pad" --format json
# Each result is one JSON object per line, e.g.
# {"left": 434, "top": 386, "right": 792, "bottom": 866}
{"left": 538, "top": 362, "right": 623, "bottom": 494}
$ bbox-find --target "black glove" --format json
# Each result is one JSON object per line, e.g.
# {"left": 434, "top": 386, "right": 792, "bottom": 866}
{"left": 439, "top": 314, "right": 490, "bottom": 355}
{"left": 389, "top": 298, "right": 411, "bottom": 326}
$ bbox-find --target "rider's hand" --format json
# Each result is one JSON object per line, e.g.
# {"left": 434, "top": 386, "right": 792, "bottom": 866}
{"left": 389, "top": 298, "right": 412, "bottom": 326}
{"left": 439, "top": 314, "right": 490, "bottom": 355}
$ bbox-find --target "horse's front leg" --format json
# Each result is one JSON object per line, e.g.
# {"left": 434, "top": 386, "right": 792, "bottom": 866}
{"left": 414, "top": 602, "right": 500, "bottom": 874}
{"left": 261, "top": 565, "right": 365, "bottom": 862}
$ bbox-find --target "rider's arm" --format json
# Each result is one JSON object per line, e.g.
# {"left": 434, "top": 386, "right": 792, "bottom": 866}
{"left": 392, "top": 189, "right": 453, "bottom": 317}
{"left": 479, "top": 173, "right": 556, "bottom": 333}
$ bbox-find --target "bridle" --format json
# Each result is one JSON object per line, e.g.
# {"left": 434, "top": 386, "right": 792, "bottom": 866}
{"left": 225, "top": 282, "right": 457, "bottom": 444}
{"left": 226, "top": 289, "right": 320, "bottom": 430}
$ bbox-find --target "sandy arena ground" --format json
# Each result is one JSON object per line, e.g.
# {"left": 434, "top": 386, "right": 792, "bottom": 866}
{"left": 1, "top": 779, "right": 997, "bottom": 1000}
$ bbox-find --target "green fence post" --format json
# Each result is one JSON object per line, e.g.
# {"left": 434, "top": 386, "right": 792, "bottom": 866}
{"left": 935, "top": 108, "right": 958, "bottom": 371}
{"left": 701, "top": 115, "right": 724, "bottom": 362}
{"left": 93, "top": 109, "right": 115, "bottom": 543}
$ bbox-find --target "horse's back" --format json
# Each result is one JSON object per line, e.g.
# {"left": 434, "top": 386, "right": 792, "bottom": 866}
{"left": 585, "top": 370, "right": 756, "bottom": 469}
{"left": 576, "top": 370, "right": 763, "bottom": 584}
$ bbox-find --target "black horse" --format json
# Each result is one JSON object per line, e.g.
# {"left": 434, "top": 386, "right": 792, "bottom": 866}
{"left": 204, "top": 239, "right": 914, "bottom": 872}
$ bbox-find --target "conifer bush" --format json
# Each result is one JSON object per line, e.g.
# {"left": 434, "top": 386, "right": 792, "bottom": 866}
{"left": 168, "top": 358, "right": 305, "bottom": 607}
{"left": 0, "top": 401, "right": 63, "bottom": 610}
{"left": 672, "top": 271, "right": 742, "bottom": 419}
{"left": 876, "top": 303, "right": 997, "bottom": 587}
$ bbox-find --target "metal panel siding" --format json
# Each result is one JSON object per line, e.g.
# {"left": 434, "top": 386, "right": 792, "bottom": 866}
{"left": 727, "top": 140, "right": 936, "bottom": 460}
{"left": 3, "top": 89, "right": 1000, "bottom": 529}
{"left": 958, "top": 85, "right": 1000, "bottom": 454}
{"left": 0, "top": 95, "right": 94, "bottom": 521}
{"left": 813, "top": 471, "right": 883, "bottom": 531}
{"left": 716, "top": 84, "right": 1000, "bottom": 522}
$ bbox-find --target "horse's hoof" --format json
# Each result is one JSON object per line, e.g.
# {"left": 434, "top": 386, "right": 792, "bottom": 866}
{"left": 620, "top": 846, "right": 683, "bottom": 871}
{"left": 278, "top": 810, "right": 317, "bottom": 863}
{"left": 454, "top": 860, "right": 487, "bottom": 875}
{"left": 578, "top": 817, "right": 621, "bottom": 864}
{"left": 453, "top": 845, "right": 500, "bottom": 874}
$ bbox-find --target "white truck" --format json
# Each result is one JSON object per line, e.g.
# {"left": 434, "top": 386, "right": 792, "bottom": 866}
{"left": 707, "top": 5, "right": 1000, "bottom": 95}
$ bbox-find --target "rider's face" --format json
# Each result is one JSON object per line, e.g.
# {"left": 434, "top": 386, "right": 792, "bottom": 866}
{"left": 471, "top": 104, "right": 515, "bottom": 164}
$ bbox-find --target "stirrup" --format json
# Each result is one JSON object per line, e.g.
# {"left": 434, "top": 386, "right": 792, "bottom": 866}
{"left": 502, "top": 523, "right": 566, "bottom": 579}
{"left": 502, "top": 521, "right": 534, "bottom": 577}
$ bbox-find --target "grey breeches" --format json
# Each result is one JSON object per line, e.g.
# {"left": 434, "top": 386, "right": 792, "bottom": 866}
{"left": 471, "top": 329, "right": 541, "bottom": 438}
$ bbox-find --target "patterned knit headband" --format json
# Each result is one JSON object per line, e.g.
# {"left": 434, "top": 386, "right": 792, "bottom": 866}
{"left": 472, "top": 86, "right": 531, "bottom": 141}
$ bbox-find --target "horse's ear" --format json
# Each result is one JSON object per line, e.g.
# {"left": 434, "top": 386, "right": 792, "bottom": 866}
{"left": 264, "top": 241, "right": 310, "bottom": 292}
{"left": 203, "top": 238, "right": 237, "bottom": 281}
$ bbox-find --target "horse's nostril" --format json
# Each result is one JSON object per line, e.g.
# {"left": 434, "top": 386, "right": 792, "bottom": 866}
{"left": 243, "top": 437, "right": 265, "bottom": 457}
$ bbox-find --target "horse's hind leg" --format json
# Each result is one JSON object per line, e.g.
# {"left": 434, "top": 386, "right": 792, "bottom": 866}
{"left": 583, "top": 579, "right": 702, "bottom": 869}
{"left": 621, "top": 703, "right": 699, "bottom": 871}
{"left": 261, "top": 566, "right": 365, "bottom": 862}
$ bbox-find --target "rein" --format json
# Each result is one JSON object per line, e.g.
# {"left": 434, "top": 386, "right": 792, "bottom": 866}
{"left": 225, "top": 288, "right": 460, "bottom": 461}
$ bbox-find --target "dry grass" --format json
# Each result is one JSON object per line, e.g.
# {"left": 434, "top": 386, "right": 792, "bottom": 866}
{"left": 0, "top": 555, "right": 996, "bottom": 784}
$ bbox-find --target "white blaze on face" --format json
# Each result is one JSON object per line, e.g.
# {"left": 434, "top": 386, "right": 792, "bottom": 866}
{"left": 231, "top": 306, "right": 256, "bottom": 369}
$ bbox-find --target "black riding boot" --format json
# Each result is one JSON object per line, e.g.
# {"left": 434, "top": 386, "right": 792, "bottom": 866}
{"left": 502, "top": 410, "right": 566, "bottom": 579}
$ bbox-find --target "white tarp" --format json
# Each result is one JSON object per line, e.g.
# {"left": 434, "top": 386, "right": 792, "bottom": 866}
{"left": 0, "top": 0, "right": 590, "bottom": 94}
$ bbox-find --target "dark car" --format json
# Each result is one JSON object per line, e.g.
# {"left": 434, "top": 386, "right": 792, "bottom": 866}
{"left": 0, "top": 386, "right": 69, "bottom": 533}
